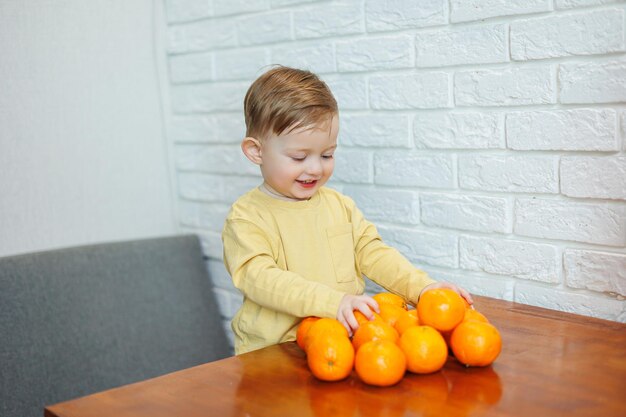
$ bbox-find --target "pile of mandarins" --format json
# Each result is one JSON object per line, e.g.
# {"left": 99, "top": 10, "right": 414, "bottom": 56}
{"left": 296, "top": 289, "right": 502, "bottom": 387}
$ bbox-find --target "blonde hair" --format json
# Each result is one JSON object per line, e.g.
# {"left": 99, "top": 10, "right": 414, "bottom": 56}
{"left": 244, "top": 66, "right": 338, "bottom": 140}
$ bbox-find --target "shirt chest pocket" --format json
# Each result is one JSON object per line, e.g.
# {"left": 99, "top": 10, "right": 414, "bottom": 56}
{"left": 326, "top": 223, "right": 356, "bottom": 283}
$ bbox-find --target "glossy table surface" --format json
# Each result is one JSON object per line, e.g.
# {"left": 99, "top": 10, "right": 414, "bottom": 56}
{"left": 45, "top": 296, "right": 626, "bottom": 417}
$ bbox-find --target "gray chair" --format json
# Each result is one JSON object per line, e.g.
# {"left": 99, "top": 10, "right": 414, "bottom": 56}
{"left": 0, "top": 235, "right": 231, "bottom": 417}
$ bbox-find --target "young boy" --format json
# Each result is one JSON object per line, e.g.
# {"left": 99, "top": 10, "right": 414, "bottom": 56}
{"left": 222, "top": 66, "right": 472, "bottom": 355}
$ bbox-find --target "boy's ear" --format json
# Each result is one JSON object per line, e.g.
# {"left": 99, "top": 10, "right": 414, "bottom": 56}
{"left": 241, "top": 137, "right": 263, "bottom": 165}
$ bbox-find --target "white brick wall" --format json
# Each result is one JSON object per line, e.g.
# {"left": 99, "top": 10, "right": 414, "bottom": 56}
{"left": 564, "top": 249, "right": 626, "bottom": 296}
{"left": 370, "top": 71, "right": 451, "bottom": 108}
{"left": 374, "top": 151, "right": 454, "bottom": 187}
{"left": 459, "top": 154, "right": 559, "bottom": 193}
{"left": 416, "top": 24, "right": 508, "bottom": 67}
{"left": 414, "top": 112, "right": 504, "bottom": 149}
{"left": 459, "top": 235, "right": 560, "bottom": 283}
{"left": 559, "top": 58, "right": 626, "bottom": 103}
{"left": 510, "top": 9, "right": 624, "bottom": 60}
{"left": 336, "top": 36, "right": 414, "bottom": 72}
{"left": 341, "top": 114, "right": 411, "bottom": 147}
{"left": 514, "top": 198, "right": 626, "bottom": 246}
{"left": 420, "top": 193, "right": 510, "bottom": 233}
{"left": 506, "top": 108, "right": 617, "bottom": 151}
{"left": 455, "top": 67, "right": 556, "bottom": 106}
{"left": 163, "top": 0, "right": 626, "bottom": 348}
{"left": 366, "top": 0, "right": 446, "bottom": 30}
{"left": 560, "top": 156, "right": 626, "bottom": 199}
{"left": 378, "top": 224, "right": 458, "bottom": 268}
{"left": 450, "top": 0, "right": 552, "bottom": 23}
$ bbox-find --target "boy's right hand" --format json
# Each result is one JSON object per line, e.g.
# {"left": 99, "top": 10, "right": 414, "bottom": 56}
{"left": 337, "top": 294, "right": 379, "bottom": 336}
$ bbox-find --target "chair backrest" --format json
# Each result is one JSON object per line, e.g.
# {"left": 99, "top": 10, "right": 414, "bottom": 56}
{"left": 0, "top": 235, "right": 231, "bottom": 417}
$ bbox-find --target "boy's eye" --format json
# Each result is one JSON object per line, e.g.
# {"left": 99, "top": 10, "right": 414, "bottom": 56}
{"left": 322, "top": 154, "right": 334, "bottom": 159}
{"left": 291, "top": 156, "right": 305, "bottom": 161}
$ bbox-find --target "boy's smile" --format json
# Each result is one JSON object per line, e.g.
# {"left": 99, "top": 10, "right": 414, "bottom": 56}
{"left": 245, "top": 115, "right": 339, "bottom": 201}
{"left": 297, "top": 179, "right": 317, "bottom": 188}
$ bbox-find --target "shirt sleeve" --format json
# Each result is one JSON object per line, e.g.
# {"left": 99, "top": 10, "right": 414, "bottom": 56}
{"left": 348, "top": 199, "right": 437, "bottom": 306}
{"left": 222, "top": 218, "right": 345, "bottom": 319}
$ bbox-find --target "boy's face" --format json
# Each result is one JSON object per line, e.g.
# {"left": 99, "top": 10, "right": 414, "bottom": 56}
{"left": 257, "top": 115, "right": 338, "bottom": 201}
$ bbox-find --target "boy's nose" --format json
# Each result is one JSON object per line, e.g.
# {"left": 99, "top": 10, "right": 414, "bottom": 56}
{"left": 305, "top": 158, "right": 323, "bottom": 176}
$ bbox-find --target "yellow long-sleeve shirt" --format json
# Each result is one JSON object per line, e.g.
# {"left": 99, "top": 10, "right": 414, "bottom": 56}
{"left": 222, "top": 186, "right": 436, "bottom": 354}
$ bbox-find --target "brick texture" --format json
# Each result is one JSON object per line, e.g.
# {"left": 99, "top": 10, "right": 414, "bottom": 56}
{"left": 511, "top": 9, "right": 624, "bottom": 60}
{"left": 416, "top": 24, "right": 508, "bottom": 67}
{"left": 506, "top": 109, "right": 617, "bottom": 151}
{"left": 459, "top": 235, "right": 560, "bottom": 283}
{"left": 564, "top": 249, "right": 626, "bottom": 297}
{"left": 455, "top": 67, "right": 555, "bottom": 106}
{"left": 559, "top": 58, "right": 626, "bottom": 103}
{"left": 450, "top": 0, "right": 552, "bottom": 23}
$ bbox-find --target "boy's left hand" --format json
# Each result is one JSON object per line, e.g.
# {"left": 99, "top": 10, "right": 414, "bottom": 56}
{"left": 420, "top": 281, "right": 474, "bottom": 305}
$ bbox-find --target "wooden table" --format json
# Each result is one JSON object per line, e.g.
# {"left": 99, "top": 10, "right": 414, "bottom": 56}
{"left": 45, "top": 296, "right": 626, "bottom": 417}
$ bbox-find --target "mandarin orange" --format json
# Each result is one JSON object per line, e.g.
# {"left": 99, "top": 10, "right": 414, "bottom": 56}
{"left": 418, "top": 288, "right": 466, "bottom": 332}
{"left": 355, "top": 340, "right": 406, "bottom": 387}
{"left": 399, "top": 325, "right": 448, "bottom": 374}
{"left": 373, "top": 292, "right": 408, "bottom": 310}
{"left": 394, "top": 309, "right": 419, "bottom": 335}
{"left": 450, "top": 320, "right": 502, "bottom": 367}
{"left": 463, "top": 308, "right": 489, "bottom": 323}
{"left": 352, "top": 320, "right": 399, "bottom": 352}
{"left": 354, "top": 309, "right": 383, "bottom": 326}
{"left": 296, "top": 317, "right": 320, "bottom": 350}
{"left": 378, "top": 303, "right": 408, "bottom": 328}
{"left": 304, "top": 317, "right": 349, "bottom": 351}
{"left": 307, "top": 332, "right": 355, "bottom": 381}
